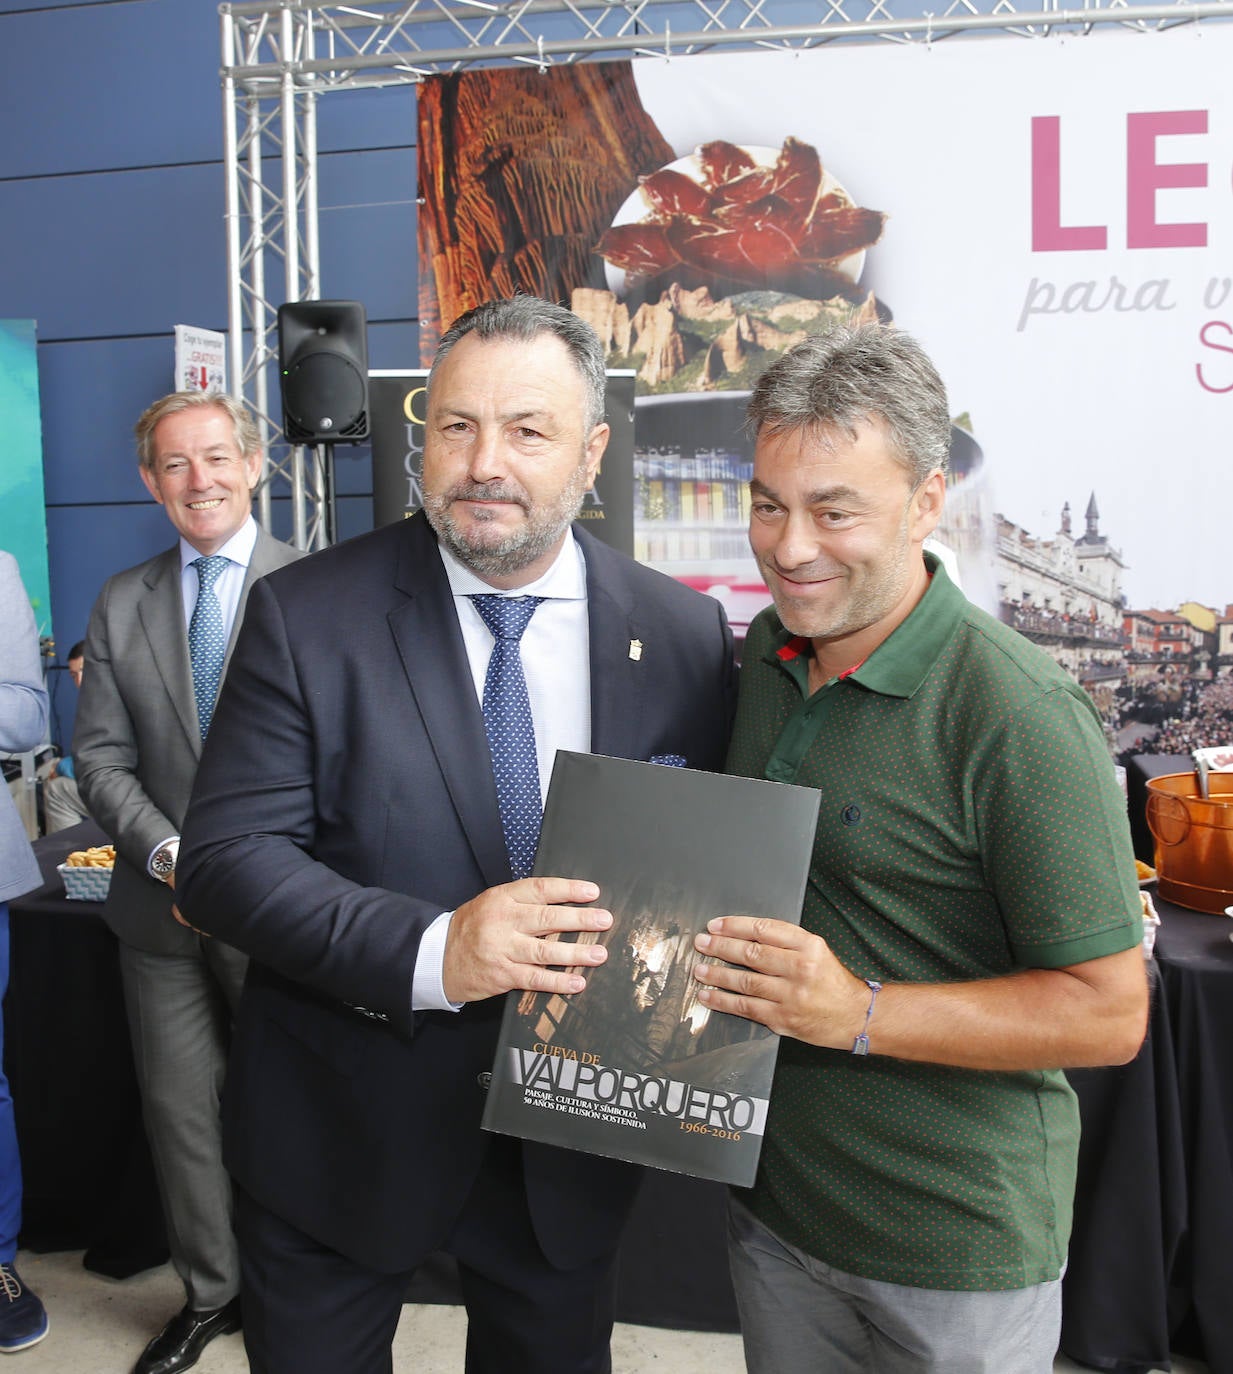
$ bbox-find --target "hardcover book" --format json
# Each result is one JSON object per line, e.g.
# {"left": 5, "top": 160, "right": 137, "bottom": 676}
{"left": 482, "top": 751, "right": 820, "bottom": 1186}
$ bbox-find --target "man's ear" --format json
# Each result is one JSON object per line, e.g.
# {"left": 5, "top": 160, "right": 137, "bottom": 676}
{"left": 583, "top": 423, "right": 610, "bottom": 489}
{"left": 910, "top": 469, "right": 946, "bottom": 541}
{"left": 139, "top": 464, "right": 165, "bottom": 506}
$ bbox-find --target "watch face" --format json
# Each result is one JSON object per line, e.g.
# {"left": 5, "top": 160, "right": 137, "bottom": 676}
{"left": 152, "top": 848, "right": 176, "bottom": 875}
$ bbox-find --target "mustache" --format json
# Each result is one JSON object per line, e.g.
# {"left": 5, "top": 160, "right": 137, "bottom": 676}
{"left": 443, "top": 480, "right": 530, "bottom": 509}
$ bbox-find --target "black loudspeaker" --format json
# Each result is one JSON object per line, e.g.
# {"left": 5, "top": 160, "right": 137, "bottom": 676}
{"left": 277, "top": 300, "right": 370, "bottom": 444}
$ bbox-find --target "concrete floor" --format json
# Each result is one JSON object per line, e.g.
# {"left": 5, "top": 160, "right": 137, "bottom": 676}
{"left": 9, "top": 1249, "right": 744, "bottom": 1374}
{"left": 8, "top": 1248, "right": 1210, "bottom": 1373}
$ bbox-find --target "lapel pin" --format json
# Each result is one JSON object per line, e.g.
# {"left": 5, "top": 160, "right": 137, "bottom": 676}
{"left": 629, "top": 639, "right": 643, "bottom": 662}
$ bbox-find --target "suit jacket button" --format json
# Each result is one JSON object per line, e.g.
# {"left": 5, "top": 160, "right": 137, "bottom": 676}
{"left": 477, "top": 1072, "right": 492, "bottom": 1090}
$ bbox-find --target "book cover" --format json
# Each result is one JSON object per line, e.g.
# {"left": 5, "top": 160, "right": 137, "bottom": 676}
{"left": 482, "top": 751, "right": 820, "bottom": 1186}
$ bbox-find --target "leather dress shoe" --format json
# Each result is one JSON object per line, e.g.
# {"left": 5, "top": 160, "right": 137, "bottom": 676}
{"left": 132, "top": 1298, "right": 242, "bottom": 1374}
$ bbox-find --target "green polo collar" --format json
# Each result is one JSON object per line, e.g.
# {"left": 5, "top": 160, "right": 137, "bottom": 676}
{"left": 762, "top": 551, "right": 966, "bottom": 700}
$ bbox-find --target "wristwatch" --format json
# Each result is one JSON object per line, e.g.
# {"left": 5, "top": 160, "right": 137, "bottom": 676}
{"left": 150, "top": 838, "right": 180, "bottom": 885}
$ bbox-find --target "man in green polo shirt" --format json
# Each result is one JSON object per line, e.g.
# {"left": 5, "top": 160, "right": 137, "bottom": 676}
{"left": 692, "top": 324, "right": 1148, "bottom": 1373}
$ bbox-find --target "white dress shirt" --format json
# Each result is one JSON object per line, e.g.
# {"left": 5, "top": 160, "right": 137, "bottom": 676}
{"left": 412, "top": 533, "right": 593, "bottom": 1011}
{"left": 176, "top": 516, "right": 259, "bottom": 636}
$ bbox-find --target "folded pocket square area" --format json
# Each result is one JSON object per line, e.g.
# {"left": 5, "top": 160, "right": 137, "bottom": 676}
{"left": 649, "top": 753, "right": 687, "bottom": 767}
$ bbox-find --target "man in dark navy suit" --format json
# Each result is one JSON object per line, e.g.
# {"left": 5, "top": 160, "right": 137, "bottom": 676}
{"left": 178, "top": 296, "right": 736, "bottom": 1374}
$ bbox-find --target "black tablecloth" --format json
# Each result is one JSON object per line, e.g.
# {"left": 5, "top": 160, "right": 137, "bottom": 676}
{"left": 1061, "top": 962, "right": 1185, "bottom": 1373}
{"left": 1061, "top": 898, "right": 1233, "bottom": 1374}
{"left": 3, "top": 822, "right": 168, "bottom": 1277}
{"left": 1154, "top": 903, "right": 1233, "bottom": 1374}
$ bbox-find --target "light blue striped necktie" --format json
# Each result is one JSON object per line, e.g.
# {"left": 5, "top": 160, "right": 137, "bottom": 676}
{"left": 188, "top": 555, "right": 230, "bottom": 740}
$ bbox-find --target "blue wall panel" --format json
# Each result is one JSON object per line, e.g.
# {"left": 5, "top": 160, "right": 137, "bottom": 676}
{"left": 39, "top": 336, "right": 186, "bottom": 505}
{"left": 0, "top": 1, "right": 224, "bottom": 178}
{"left": 0, "top": 0, "right": 115, "bottom": 10}
{"left": 318, "top": 148, "right": 418, "bottom": 323}
{"left": 317, "top": 86, "right": 418, "bottom": 155}
{"left": 0, "top": 165, "right": 228, "bottom": 342}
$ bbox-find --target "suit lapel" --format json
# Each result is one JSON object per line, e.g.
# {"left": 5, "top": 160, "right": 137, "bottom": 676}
{"left": 388, "top": 517, "right": 511, "bottom": 888}
{"left": 580, "top": 531, "right": 646, "bottom": 763}
{"left": 136, "top": 548, "right": 201, "bottom": 754}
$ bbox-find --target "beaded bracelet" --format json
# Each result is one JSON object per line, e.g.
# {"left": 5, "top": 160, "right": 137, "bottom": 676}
{"left": 851, "top": 979, "right": 882, "bottom": 1056}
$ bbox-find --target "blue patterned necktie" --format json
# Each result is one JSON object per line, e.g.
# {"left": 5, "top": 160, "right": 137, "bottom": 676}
{"left": 188, "top": 555, "right": 230, "bottom": 741}
{"left": 469, "top": 594, "right": 546, "bottom": 879}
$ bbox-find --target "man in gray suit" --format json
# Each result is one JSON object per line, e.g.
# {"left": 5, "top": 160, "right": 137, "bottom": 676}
{"left": 74, "top": 392, "right": 302, "bottom": 1374}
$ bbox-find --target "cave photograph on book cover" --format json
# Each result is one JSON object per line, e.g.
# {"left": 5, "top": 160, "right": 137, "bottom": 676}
{"left": 482, "top": 752, "right": 819, "bottom": 1186}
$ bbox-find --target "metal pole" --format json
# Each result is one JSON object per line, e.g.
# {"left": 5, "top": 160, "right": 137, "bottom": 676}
{"left": 247, "top": 87, "right": 275, "bottom": 531}
{"left": 220, "top": 10, "right": 250, "bottom": 472}
{"left": 279, "top": 5, "right": 309, "bottom": 550}
{"left": 301, "top": 10, "right": 329, "bottom": 547}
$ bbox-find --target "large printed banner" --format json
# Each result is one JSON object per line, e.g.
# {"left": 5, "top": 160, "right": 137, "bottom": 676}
{"left": 418, "top": 30, "right": 1233, "bottom": 625}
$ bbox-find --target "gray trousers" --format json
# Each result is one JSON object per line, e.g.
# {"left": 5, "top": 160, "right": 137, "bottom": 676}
{"left": 728, "top": 1197, "right": 1062, "bottom": 1374}
{"left": 119, "top": 937, "right": 247, "bottom": 1311}
{"left": 42, "top": 773, "right": 88, "bottom": 833}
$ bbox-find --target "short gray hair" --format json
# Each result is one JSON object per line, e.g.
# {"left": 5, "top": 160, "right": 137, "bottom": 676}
{"left": 430, "top": 296, "right": 608, "bottom": 434}
{"left": 135, "top": 391, "right": 262, "bottom": 469}
{"left": 747, "top": 324, "right": 950, "bottom": 485}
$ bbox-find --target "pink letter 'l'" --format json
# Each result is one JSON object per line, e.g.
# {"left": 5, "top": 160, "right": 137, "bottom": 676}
{"left": 1031, "top": 116, "right": 1107, "bottom": 252}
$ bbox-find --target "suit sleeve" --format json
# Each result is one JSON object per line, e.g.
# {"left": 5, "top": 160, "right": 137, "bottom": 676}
{"left": 0, "top": 553, "right": 49, "bottom": 754}
{"left": 177, "top": 575, "right": 438, "bottom": 1033}
{"left": 74, "top": 579, "right": 178, "bottom": 871}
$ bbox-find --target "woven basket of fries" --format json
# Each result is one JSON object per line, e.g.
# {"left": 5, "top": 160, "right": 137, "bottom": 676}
{"left": 57, "top": 844, "right": 116, "bottom": 901}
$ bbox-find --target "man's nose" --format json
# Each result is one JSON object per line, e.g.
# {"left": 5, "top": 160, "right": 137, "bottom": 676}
{"left": 466, "top": 429, "right": 508, "bottom": 482}
{"left": 773, "top": 511, "right": 824, "bottom": 570}
{"left": 185, "top": 458, "right": 213, "bottom": 490}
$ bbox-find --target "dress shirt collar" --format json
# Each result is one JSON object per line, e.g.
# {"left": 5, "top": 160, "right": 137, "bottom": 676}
{"left": 437, "top": 530, "right": 587, "bottom": 601}
{"left": 178, "top": 514, "right": 258, "bottom": 573}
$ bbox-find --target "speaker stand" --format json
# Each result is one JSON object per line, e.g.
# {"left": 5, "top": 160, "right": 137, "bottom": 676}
{"left": 313, "top": 441, "right": 339, "bottom": 547}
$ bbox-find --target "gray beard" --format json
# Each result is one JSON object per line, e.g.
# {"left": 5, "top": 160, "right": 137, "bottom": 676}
{"left": 422, "top": 470, "right": 589, "bottom": 579}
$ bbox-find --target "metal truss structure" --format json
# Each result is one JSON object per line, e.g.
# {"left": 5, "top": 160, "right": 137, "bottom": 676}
{"left": 221, "top": 0, "right": 1233, "bottom": 545}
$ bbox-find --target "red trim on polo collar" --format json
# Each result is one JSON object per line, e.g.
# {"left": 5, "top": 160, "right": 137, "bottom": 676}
{"left": 776, "top": 636, "right": 864, "bottom": 680}
{"left": 776, "top": 636, "right": 809, "bottom": 661}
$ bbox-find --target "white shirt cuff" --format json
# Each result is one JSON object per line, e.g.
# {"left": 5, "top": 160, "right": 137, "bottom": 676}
{"left": 411, "top": 910, "right": 464, "bottom": 1012}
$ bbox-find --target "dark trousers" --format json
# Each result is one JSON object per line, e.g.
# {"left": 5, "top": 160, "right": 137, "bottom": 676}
{"left": 237, "top": 1137, "right": 617, "bottom": 1374}
{"left": 0, "top": 905, "right": 20, "bottom": 1262}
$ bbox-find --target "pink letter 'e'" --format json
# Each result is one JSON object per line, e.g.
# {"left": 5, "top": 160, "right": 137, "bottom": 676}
{"left": 1128, "top": 110, "right": 1208, "bottom": 249}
